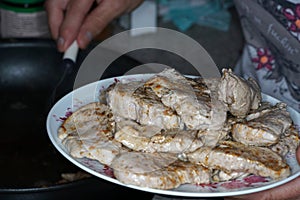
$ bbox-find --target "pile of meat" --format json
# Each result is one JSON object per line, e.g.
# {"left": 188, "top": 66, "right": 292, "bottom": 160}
{"left": 58, "top": 68, "right": 300, "bottom": 190}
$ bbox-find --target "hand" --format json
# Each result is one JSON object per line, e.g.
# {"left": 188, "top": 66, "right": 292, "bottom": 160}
{"left": 44, "top": 0, "right": 144, "bottom": 52}
{"left": 224, "top": 146, "right": 300, "bottom": 200}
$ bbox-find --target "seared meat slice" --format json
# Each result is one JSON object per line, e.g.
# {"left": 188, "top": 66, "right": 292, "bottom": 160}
{"left": 270, "top": 125, "right": 300, "bottom": 157}
{"left": 111, "top": 152, "right": 177, "bottom": 173}
{"left": 57, "top": 102, "right": 123, "bottom": 166}
{"left": 62, "top": 126, "right": 126, "bottom": 166}
{"left": 106, "top": 80, "right": 143, "bottom": 122}
{"left": 133, "top": 86, "right": 184, "bottom": 129}
{"left": 58, "top": 102, "right": 115, "bottom": 140}
{"left": 145, "top": 68, "right": 226, "bottom": 130}
{"left": 187, "top": 141, "right": 290, "bottom": 180}
{"left": 106, "top": 79, "right": 183, "bottom": 129}
{"left": 145, "top": 68, "right": 210, "bottom": 130}
{"left": 114, "top": 121, "right": 203, "bottom": 153}
{"left": 111, "top": 152, "right": 210, "bottom": 189}
{"left": 232, "top": 102, "right": 293, "bottom": 146}
{"left": 218, "top": 68, "right": 262, "bottom": 118}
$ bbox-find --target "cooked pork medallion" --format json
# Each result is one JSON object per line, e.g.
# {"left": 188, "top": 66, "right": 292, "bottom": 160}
{"left": 58, "top": 102, "right": 115, "bottom": 140}
{"left": 218, "top": 68, "right": 262, "bottom": 118}
{"left": 57, "top": 102, "right": 125, "bottom": 166}
{"left": 232, "top": 102, "right": 293, "bottom": 146}
{"left": 187, "top": 141, "right": 291, "bottom": 180}
{"left": 62, "top": 126, "right": 126, "bottom": 166}
{"left": 106, "top": 79, "right": 183, "bottom": 129}
{"left": 145, "top": 68, "right": 227, "bottom": 130}
{"left": 270, "top": 125, "right": 300, "bottom": 157}
{"left": 106, "top": 80, "right": 143, "bottom": 121}
{"left": 111, "top": 151, "right": 210, "bottom": 189}
{"left": 114, "top": 121, "right": 203, "bottom": 153}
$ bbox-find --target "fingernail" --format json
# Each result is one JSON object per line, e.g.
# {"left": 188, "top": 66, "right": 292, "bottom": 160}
{"left": 78, "top": 32, "right": 93, "bottom": 49}
{"left": 57, "top": 37, "right": 65, "bottom": 48}
{"left": 85, "top": 31, "right": 93, "bottom": 42}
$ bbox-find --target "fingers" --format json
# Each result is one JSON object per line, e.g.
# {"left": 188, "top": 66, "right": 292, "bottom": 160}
{"left": 44, "top": 0, "right": 69, "bottom": 39}
{"left": 46, "top": 0, "right": 144, "bottom": 51}
{"left": 76, "top": 0, "right": 144, "bottom": 49}
{"left": 57, "top": 0, "right": 95, "bottom": 52}
{"left": 76, "top": 1, "right": 117, "bottom": 49}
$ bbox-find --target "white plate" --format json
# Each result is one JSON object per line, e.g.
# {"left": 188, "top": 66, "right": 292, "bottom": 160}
{"left": 46, "top": 74, "right": 300, "bottom": 197}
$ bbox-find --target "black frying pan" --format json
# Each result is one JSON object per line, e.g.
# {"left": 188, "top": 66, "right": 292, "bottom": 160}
{"left": 0, "top": 39, "right": 154, "bottom": 199}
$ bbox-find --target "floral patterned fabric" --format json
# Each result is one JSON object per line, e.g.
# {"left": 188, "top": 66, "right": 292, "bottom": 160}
{"left": 234, "top": 0, "right": 300, "bottom": 112}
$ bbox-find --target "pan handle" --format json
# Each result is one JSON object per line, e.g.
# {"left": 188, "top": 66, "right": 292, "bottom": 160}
{"left": 63, "top": 41, "right": 79, "bottom": 64}
{"left": 49, "top": 41, "right": 79, "bottom": 106}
